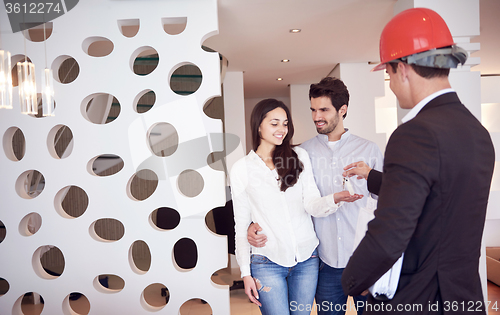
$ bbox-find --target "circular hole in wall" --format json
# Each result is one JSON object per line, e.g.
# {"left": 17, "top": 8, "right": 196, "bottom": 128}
{"left": 19, "top": 212, "right": 42, "bottom": 236}
{"left": 134, "top": 89, "right": 156, "bottom": 113}
{"left": 48, "top": 124, "right": 73, "bottom": 159}
{"left": 203, "top": 96, "right": 223, "bottom": 120}
{"left": 0, "top": 220, "right": 5, "bottom": 244}
{"left": 141, "top": 283, "right": 169, "bottom": 311}
{"left": 205, "top": 209, "right": 216, "bottom": 234}
{"left": 162, "top": 17, "right": 187, "bottom": 35}
{"left": 17, "top": 292, "right": 44, "bottom": 315}
{"left": 90, "top": 218, "right": 125, "bottom": 242}
{"left": 211, "top": 267, "right": 228, "bottom": 286}
{"left": 11, "top": 55, "right": 32, "bottom": 87}
{"left": 52, "top": 56, "right": 80, "bottom": 84}
{"left": 150, "top": 207, "right": 180, "bottom": 230}
{"left": 177, "top": 169, "right": 204, "bottom": 198}
{"left": 82, "top": 36, "right": 114, "bottom": 57}
{"left": 118, "top": 19, "right": 140, "bottom": 38}
{"left": 32, "top": 246, "right": 65, "bottom": 279}
{"left": 170, "top": 63, "right": 202, "bottom": 96}
{"left": 129, "top": 240, "right": 151, "bottom": 274}
{"left": 173, "top": 238, "right": 198, "bottom": 270}
{"left": 16, "top": 170, "right": 45, "bottom": 199}
{"left": 93, "top": 274, "right": 125, "bottom": 293}
{"left": 207, "top": 151, "right": 225, "bottom": 172}
{"left": 205, "top": 203, "right": 235, "bottom": 240}
{"left": 179, "top": 298, "right": 212, "bottom": 315}
{"left": 0, "top": 278, "right": 9, "bottom": 296}
{"left": 54, "top": 186, "right": 89, "bottom": 219}
{"left": 127, "top": 169, "right": 158, "bottom": 201}
{"left": 131, "top": 46, "right": 159, "bottom": 76}
{"left": 63, "top": 292, "right": 91, "bottom": 315}
{"left": 148, "top": 122, "right": 178, "bottom": 157}
{"left": 88, "top": 154, "right": 124, "bottom": 177}
{"left": 22, "top": 22, "right": 53, "bottom": 42}
{"left": 3, "top": 126, "right": 25, "bottom": 161}
{"left": 82, "top": 93, "right": 121, "bottom": 124}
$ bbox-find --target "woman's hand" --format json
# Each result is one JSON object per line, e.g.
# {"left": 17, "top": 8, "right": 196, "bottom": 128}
{"left": 334, "top": 191, "right": 363, "bottom": 203}
{"left": 243, "top": 275, "right": 262, "bottom": 306}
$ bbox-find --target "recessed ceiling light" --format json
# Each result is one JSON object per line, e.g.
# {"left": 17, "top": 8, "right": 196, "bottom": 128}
{"left": 277, "top": 78, "right": 283, "bottom": 81}
{"left": 289, "top": 29, "right": 301, "bottom": 33}
{"left": 281, "top": 59, "right": 290, "bottom": 63}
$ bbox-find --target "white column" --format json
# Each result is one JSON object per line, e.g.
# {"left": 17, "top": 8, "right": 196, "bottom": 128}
{"left": 223, "top": 71, "right": 246, "bottom": 174}
{"left": 290, "top": 84, "right": 316, "bottom": 145}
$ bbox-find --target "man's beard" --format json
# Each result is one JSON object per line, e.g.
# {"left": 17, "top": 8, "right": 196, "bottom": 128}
{"left": 315, "top": 118, "right": 338, "bottom": 135}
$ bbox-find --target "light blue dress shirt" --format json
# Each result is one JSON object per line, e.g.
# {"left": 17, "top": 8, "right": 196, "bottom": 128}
{"left": 300, "top": 129, "right": 384, "bottom": 268}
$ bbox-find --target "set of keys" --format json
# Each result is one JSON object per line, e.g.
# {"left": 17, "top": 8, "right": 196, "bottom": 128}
{"left": 342, "top": 177, "right": 355, "bottom": 195}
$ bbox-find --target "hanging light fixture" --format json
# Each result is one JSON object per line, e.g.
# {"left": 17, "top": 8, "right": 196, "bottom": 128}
{"left": 17, "top": 22, "right": 55, "bottom": 116}
{"left": 41, "top": 22, "right": 55, "bottom": 116}
{"left": 41, "top": 68, "right": 55, "bottom": 116}
{"left": 0, "top": 50, "right": 13, "bottom": 109}
{"left": 18, "top": 24, "right": 37, "bottom": 116}
{"left": 17, "top": 59, "right": 37, "bottom": 115}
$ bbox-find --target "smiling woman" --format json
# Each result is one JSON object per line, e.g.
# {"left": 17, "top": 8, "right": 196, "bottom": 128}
{"left": 256, "top": 106, "right": 288, "bottom": 154}
{"left": 229, "top": 98, "right": 349, "bottom": 313}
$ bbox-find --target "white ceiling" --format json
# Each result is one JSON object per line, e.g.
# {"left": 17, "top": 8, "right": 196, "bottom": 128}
{"left": 203, "top": 0, "right": 500, "bottom": 99}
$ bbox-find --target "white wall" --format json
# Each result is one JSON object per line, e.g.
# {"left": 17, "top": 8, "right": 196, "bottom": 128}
{"left": 333, "top": 63, "right": 387, "bottom": 152}
{"left": 481, "top": 75, "right": 500, "bottom": 247}
{"left": 0, "top": 0, "right": 229, "bottom": 314}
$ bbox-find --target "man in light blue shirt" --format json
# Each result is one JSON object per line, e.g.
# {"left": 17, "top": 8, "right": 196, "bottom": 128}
{"left": 249, "top": 77, "right": 383, "bottom": 315}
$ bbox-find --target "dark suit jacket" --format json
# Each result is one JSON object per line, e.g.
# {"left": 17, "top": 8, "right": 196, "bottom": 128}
{"left": 341, "top": 92, "right": 495, "bottom": 314}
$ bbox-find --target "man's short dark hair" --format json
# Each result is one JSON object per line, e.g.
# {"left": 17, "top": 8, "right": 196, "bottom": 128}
{"left": 388, "top": 62, "right": 450, "bottom": 78}
{"left": 309, "top": 77, "right": 349, "bottom": 119}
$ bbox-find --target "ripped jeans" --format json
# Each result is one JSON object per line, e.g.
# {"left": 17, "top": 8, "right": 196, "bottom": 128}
{"left": 250, "top": 249, "right": 319, "bottom": 315}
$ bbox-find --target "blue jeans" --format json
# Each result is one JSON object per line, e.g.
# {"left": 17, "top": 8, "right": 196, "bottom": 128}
{"left": 315, "top": 260, "right": 366, "bottom": 315}
{"left": 250, "top": 250, "right": 319, "bottom": 315}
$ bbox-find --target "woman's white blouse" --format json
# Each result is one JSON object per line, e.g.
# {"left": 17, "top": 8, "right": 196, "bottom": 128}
{"left": 230, "top": 146, "right": 339, "bottom": 277}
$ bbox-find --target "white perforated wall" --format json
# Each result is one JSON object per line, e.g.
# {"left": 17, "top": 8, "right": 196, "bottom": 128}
{"left": 0, "top": 0, "right": 229, "bottom": 313}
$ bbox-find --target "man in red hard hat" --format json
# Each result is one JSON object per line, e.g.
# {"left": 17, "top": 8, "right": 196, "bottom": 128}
{"left": 341, "top": 7, "right": 495, "bottom": 314}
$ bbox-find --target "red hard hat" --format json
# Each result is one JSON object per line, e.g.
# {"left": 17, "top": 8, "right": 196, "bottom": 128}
{"left": 372, "top": 8, "right": 455, "bottom": 71}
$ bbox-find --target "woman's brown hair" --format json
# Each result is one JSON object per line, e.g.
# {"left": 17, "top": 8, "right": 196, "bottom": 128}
{"left": 250, "top": 99, "right": 303, "bottom": 191}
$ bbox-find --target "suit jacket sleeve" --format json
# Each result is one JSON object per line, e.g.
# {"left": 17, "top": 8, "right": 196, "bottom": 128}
{"left": 341, "top": 120, "right": 439, "bottom": 296}
{"left": 367, "top": 169, "right": 382, "bottom": 196}
{"left": 367, "top": 143, "right": 384, "bottom": 199}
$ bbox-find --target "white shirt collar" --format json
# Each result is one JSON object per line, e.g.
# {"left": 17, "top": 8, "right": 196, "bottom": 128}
{"left": 401, "top": 88, "right": 454, "bottom": 123}
{"left": 318, "top": 128, "right": 351, "bottom": 143}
